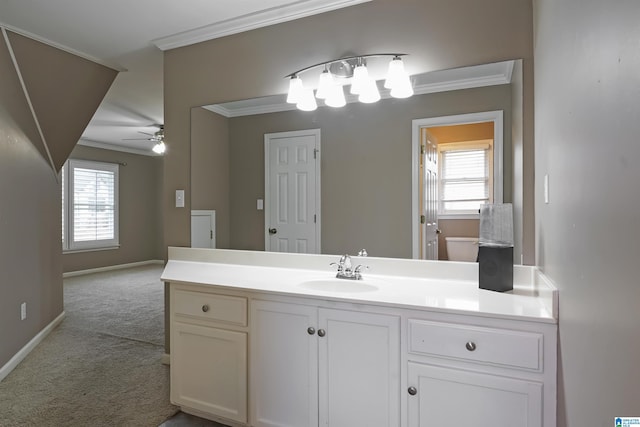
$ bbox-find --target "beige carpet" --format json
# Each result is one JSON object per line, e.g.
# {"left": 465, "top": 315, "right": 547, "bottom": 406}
{"left": 0, "top": 264, "right": 179, "bottom": 427}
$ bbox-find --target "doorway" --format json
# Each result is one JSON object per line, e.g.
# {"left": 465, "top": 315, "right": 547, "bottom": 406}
{"left": 411, "top": 111, "right": 504, "bottom": 259}
{"left": 264, "top": 129, "right": 321, "bottom": 254}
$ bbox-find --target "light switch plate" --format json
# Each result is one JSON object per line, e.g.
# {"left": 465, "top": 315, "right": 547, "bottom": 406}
{"left": 175, "top": 189, "right": 185, "bottom": 208}
{"left": 257, "top": 199, "right": 264, "bottom": 210}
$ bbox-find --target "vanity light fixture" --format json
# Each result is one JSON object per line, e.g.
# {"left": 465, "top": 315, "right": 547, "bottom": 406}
{"left": 285, "top": 54, "right": 413, "bottom": 111}
{"left": 152, "top": 141, "right": 166, "bottom": 154}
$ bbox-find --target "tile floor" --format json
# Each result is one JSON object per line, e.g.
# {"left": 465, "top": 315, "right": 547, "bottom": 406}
{"left": 159, "top": 411, "right": 229, "bottom": 426}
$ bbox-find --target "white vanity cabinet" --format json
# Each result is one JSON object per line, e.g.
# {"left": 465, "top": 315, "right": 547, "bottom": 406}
{"left": 405, "top": 317, "right": 555, "bottom": 427}
{"left": 170, "top": 286, "right": 248, "bottom": 424}
{"left": 250, "top": 300, "right": 400, "bottom": 427}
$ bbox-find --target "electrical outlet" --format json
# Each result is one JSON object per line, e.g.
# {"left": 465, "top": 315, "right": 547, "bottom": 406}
{"left": 21, "top": 302, "right": 26, "bottom": 320}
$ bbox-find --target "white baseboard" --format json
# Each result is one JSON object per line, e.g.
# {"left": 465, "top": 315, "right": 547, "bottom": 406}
{"left": 63, "top": 259, "right": 165, "bottom": 278}
{"left": 161, "top": 353, "right": 170, "bottom": 365}
{"left": 0, "top": 311, "right": 66, "bottom": 383}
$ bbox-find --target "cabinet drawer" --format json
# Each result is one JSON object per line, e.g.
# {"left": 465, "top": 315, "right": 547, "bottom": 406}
{"left": 173, "top": 290, "right": 247, "bottom": 326}
{"left": 408, "top": 320, "right": 542, "bottom": 371}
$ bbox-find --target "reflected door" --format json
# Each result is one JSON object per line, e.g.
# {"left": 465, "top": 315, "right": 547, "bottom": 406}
{"left": 265, "top": 129, "right": 320, "bottom": 254}
{"left": 419, "top": 128, "right": 439, "bottom": 260}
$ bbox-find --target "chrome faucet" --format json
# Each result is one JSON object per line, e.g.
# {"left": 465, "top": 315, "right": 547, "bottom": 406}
{"left": 331, "top": 254, "right": 368, "bottom": 280}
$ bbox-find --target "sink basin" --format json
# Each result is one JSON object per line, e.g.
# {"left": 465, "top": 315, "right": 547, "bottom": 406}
{"left": 298, "top": 278, "right": 379, "bottom": 293}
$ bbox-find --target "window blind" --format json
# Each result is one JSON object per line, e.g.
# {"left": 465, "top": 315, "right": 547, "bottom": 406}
{"left": 439, "top": 144, "right": 490, "bottom": 214}
{"left": 73, "top": 167, "right": 116, "bottom": 242}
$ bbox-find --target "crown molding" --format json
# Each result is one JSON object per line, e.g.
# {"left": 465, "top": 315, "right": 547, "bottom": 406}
{"left": 78, "top": 139, "right": 162, "bottom": 157}
{"left": 203, "top": 61, "right": 515, "bottom": 117}
{"left": 152, "top": 0, "right": 372, "bottom": 51}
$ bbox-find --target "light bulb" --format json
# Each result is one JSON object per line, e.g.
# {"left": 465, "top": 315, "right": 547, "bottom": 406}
{"left": 286, "top": 75, "right": 304, "bottom": 104}
{"left": 152, "top": 141, "right": 166, "bottom": 154}
{"left": 351, "top": 64, "right": 369, "bottom": 95}
{"left": 316, "top": 69, "right": 334, "bottom": 100}
{"left": 296, "top": 87, "right": 317, "bottom": 111}
{"left": 325, "top": 84, "right": 346, "bottom": 108}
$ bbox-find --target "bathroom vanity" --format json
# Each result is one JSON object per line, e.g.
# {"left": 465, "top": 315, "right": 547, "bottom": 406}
{"left": 162, "top": 247, "right": 558, "bottom": 427}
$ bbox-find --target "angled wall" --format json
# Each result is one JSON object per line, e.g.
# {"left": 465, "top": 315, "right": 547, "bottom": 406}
{"left": 0, "top": 28, "right": 117, "bottom": 369}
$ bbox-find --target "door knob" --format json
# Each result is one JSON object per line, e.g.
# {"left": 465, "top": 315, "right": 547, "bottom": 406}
{"left": 268, "top": 228, "right": 277, "bottom": 235}
{"left": 408, "top": 386, "right": 417, "bottom": 396}
{"left": 307, "top": 327, "right": 316, "bottom": 335}
{"left": 317, "top": 329, "right": 326, "bottom": 337}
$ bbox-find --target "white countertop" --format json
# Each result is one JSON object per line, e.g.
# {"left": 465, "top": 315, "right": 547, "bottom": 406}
{"left": 162, "top": 248, "right": 558, "bottom": 324}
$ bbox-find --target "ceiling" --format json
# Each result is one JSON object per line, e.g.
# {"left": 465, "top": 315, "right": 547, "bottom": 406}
{"left": 0, "top": 0, "right": 370, "bottom": 155}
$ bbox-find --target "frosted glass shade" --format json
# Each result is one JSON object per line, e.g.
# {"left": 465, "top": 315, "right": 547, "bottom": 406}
{"left": 287, "top": 76, "right": 304, "bottom": 104}
{"left": 152, "top": 141, "right": 166, "bottom": 154}
{"left": 316, "top": 70, "right": 333, "bottom": 100}
{"left": 325, "top": 84, "right": 346, "bottom": 108}
{"left": 296, "top": 87, "right": 317, "bottom": 111}
{"left": 358, "top": 78, "right": 381, "bottom": 103}
{"left": 350, "top": 65, "right": 369, "bottom": 95}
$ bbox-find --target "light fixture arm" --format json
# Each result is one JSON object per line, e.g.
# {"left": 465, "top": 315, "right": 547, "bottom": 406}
{"left": 285, "top": 53, "right": 407, "bottom": 78}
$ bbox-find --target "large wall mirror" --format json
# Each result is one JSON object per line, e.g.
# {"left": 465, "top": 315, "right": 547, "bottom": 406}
{"left": 189, "top": 60, "right": 525, "bottom": 263}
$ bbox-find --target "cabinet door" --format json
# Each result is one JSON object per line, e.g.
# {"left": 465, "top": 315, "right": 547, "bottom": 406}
{"left": 251, "top": 300, "right": 318, "bottom": 427}
{"left": 318, "top": 309, "right": 400, "bottom": 427}
{"left": 171, "top": 322, "right": 247, "bottom": 423}
{"left": 407, "top": 362, "right": 542, "bottom": 427}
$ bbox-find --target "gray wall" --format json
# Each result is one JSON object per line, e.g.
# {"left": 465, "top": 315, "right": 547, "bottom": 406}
{"left": 164, "top": 0, "right": 535, "bottom": 261}
{"left": 217, "top": 85, "right": 511, "bottom": 258}
{"left": 190, "top": 107, "right": 230, "bottom": 249}
{"left": 0, "top": 29, "right": 116, "bottom": 368}
{"left": 534, "top": 0, "right": 640, "bottom": 424}
{"left": 62, "top": 145, "right": 164, "bottom": 273}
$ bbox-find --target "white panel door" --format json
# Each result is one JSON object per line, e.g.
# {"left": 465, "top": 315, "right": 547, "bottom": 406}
{"left": 318, "top": 309, "right": 400, "bottom": 427}
{"left": 407, "top": 363, "right": 542, "bottom": 427}
{"left": 250, "top": 300, "right": 318, "bottom": 427}
{"left": 191, "top": 210, "right": 215, "bottom": 248}
{"left": 265, "top": 129, "right": 320, "bottom": 253}
{"left": 419, "top": 128, "right": 439, "bottom": 260}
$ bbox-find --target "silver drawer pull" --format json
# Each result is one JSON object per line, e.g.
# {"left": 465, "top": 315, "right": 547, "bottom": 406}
{"left": 465, "top": 341, "right": 477, "bottom": 352}
{"left": 202, "top": 304, "right": 210, "bottom": 313}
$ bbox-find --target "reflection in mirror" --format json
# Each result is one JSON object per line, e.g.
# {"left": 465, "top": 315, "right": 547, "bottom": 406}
{"left": 190, "top": 60, "right": 523, "bottom": 263}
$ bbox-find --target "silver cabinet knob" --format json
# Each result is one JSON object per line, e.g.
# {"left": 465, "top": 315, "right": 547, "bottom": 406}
{"left": 307, "top": 327, "right": 316, "bottom": 335}
{"left": 465, "top": 341, "right": 477, "bottom": 351}
{"left": 202, "top": 304, "right": 210, "bottom": 313}
{"left": 317, "top": 329, "right": 326, "bottom": 337}
{"left": 268, "top": 228, "right": 277, "bottom": 235}
{"left": 408, "top": 386, "right": 417, "bottom": 396}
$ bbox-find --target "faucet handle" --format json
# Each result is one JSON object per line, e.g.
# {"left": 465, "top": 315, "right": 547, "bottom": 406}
{"left": 354, "top": 264, "right": 370, "bottom": 274}
{"left": 330, "top": 262, "right": 343, "bottom": 272}
{"left": 357, "top": 249, "right": 368, "bottom": 257}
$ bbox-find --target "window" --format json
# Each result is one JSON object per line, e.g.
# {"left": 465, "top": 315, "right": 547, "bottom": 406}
{"left": 61, "top": 159, "right": 119, "bottom": 251}
{"left": 438, "top": 140, "right": 493, "bottom": 217}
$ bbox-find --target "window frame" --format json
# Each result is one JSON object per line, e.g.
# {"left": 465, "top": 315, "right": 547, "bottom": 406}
{"left": 437, "top": 139, "right": 494, "bottom": 219}
{"left": 62, "top": 159, "right": 120, "bottom": 252}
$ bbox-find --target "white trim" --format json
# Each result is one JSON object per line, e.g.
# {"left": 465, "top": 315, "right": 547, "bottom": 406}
{"left": 67, "top": 159, "right": 120, "bottom": 251}
{"left": 202, "top": 61, "right": 515, "bottom": 118}
{"left": 411, "top": 111, "right": 504, "bottom": 259}
{"left": 0, "top": 22, "right": 126, "bottom": 72}
{"left": 152, "top": 0, "right": 372, "bottom": 51}
{"left": 161, "top": 353, "right": 171, "bottom": 365}
{"left": 62, "top": 259, "right": 165, "bottom": 278}
{"left": 0, "top": 311, "right": 66, "bottom": 383}
{"left": 264, "top": 129, "right": 321, "bottom": 254}
{"left": 78, "top": 139, "right": 162, "bottom": 157}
